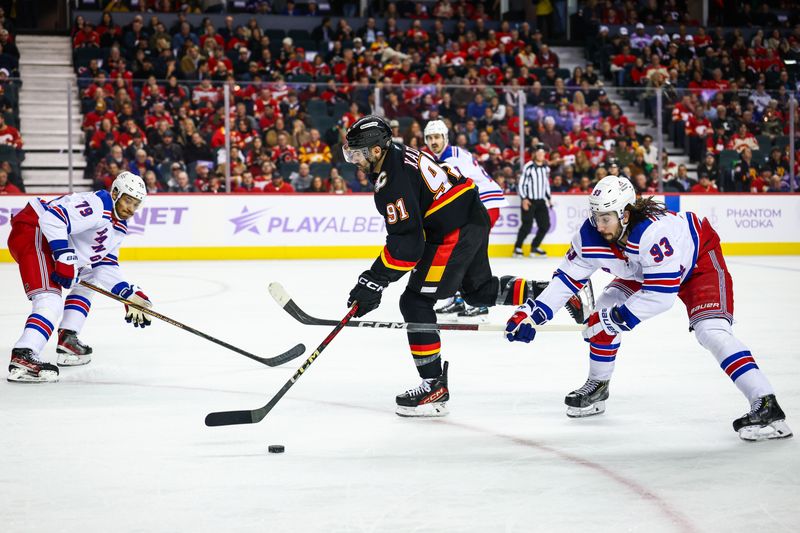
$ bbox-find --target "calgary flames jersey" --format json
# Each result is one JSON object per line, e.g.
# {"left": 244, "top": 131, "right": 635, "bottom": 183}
{"left": 368, "top": 143, "right": 481, "bottom": 283}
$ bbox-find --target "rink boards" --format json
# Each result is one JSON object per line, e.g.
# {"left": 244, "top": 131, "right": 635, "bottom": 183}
{"left": 1, "top": 193, "right": 798, "bottom": 261}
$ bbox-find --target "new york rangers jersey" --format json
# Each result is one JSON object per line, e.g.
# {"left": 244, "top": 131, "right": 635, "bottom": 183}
{"left": 30, "top": 190, "right": 130, "bottom": 290}
{"left": 533, "top": 211, "right": 704, "bottom": 328}
{"left": 435, "top": 145, "right": 508, "bottom": 209}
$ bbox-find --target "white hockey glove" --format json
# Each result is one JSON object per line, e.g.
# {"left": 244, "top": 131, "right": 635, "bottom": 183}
{"left": 112, "top": 283, "right": 153, "bottom": 328}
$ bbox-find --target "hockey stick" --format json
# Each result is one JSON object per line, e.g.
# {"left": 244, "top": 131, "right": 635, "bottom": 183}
{"left": 205, "top": 302, "right": 359, "bottom": 427}
{"left": 268, "top": 282, "right": 584, "bottom": 333}
{"left": 80, "top": 281, "right": 305, "bottom": 367}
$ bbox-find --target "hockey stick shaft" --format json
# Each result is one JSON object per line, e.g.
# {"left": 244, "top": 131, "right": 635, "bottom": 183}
{"left": 80, "top": 281, "right": 305, "bottom": 367}
{"left": 204, "top": 302, "right": 359, "bottom": 427}
{"left": 268, "top": 282, "right": 584, "bottom": 333}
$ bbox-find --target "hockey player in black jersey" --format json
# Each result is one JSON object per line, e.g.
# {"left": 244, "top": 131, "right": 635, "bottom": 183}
{"left": 342, "top": 115, "right": 592, "bottom": 417}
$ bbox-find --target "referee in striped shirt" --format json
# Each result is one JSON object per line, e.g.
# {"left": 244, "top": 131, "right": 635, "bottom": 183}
{"left": 514, "top": 145, "right": 551, "bottom": 257}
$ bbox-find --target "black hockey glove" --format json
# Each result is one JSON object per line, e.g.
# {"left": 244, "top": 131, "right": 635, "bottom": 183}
{"left": 348, "top": 270, "right": 388, "bottom": 317}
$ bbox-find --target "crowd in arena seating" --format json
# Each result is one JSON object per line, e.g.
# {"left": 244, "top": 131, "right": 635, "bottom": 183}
{"left": 0, "top": 7, "right": 24, "bottom": 194}
{"left": 67, "top": 0, "right": 798, "bottom": 196}
{"left": 583, "top": 2, "right": 800, "bottom": 193}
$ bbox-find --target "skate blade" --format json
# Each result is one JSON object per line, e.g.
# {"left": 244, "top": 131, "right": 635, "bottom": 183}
{"left": 7, "top": 368, "right": 59, "bottom": 383}
{"left": 566, "top": 401, "right": 606, "bottom": 418}
{"left": 738, "top": 420, "right": 793, "bottom": 441}
{"left": 396, "top": 402, "right": 449, "bottom": 418}
{"left": 457, "top": 309, "right": 490, "bottom": 318}
{"left": 57, "top": 353, "right": 92, "bottom": 367}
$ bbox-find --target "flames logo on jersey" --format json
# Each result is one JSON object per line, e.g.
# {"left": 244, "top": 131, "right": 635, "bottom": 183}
{"left": 374, "top": 171, "right": 388, "bottom": 193}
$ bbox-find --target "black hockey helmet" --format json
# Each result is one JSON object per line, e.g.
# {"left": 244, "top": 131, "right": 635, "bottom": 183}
{"left": 343, "top": 115, "right": 393, "bottom": 165}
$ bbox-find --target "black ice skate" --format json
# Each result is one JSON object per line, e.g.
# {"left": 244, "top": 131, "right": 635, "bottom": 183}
{"left": 457, "top": 305, "right": 489, "bottom": 318}
{"left": 565, "top": 279, "right": 595, "bottom": 325}
{"left": 435, "top": 298, "right": 465, "bottom": 315}
{"left": 56, "top": 329, "right": 93, "bottom": 367}
{"left": 733, "top": 394, "right": 793, "bottom": 441}
{"left": 531, "top": 247, "right": 547, "bottom": 257}
{"left": 512, "top": 248, "right": 525, "bottom": 258}
{"left": 396, "top": 361, "right": 450, "bottom": 417}
{"left": 565, "top": 378, "right": 609, "bottom": 418}
{"left": 8, "top": 348, "right": 59, "bottom": 383}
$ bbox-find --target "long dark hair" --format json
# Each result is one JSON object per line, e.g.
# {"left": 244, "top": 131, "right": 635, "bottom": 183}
{"left": 625, "top": 196, "right": 668, "bottom": 230}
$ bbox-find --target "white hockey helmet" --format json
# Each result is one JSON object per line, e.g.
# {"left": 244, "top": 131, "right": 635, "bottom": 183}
{"left": 111, "top": 171, "right": 146, "bottom": 217}
{"left": 424, "top": 120, "right": 449, "bottom": 155}
{"left": 589, "top": 175, "right": 636, "bottom": 226}
{"left": 424, "top": 119, "right": 448, "bottom": 138}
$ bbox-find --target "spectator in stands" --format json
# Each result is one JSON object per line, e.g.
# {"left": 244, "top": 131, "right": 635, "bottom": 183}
{"left": 750, "top": 168, "right": 773, "bottom": 193}
{"left": 350, "top": 168, "right": 374, "bottom": 193}
{"left": 728, "top": 147, "right": 758, "bottom": 192}
{"left": 0, "top": 167, "right": 20, "bottom": 194}
{"left": 289, "top": 163, "right": 313, "bottom": 192}
{"left": 272, "top": 132, "right": 299, "bottom": 165}
{"left": 691, "top": 173, "right": 719, "bottom": 194}
{"left": 143, "top": 170, "right": 164, "bottom": 194}
{"left": 162, "top": 161, "right": 183, "bottom": 189}
{"left": 73, "top": 22, "right": 100, "bottom": 48}
{"left": 749, "top": 82, "right": 772, "bottom": 117}
{"left": 630, "top": 23, "right": 652, "bottom": 49}
{"left": 0, "top": 113, "right": 23, "bottom": 149}
{"left": 185, "top": 132, "right": 214, "bottom": 166}
{"left": 767, "top": 174, "right": 791, "bottom": 193}
{"left": 550, "top": 174, "right": 568, "bottom": 192}
{"left": 761, "top": 104, "right": 783, "bottom": 138}
{"left": 766, "top": 147, "right": 790, "bottom": 178}
{"left": 129, "top": 148, "right": 157, "bottom": 181}
{"left": 729, "top": 123, "right": 758, "bottom": 153}
{"left": 192, "top": 162, "right": 210, "bottom": 188}
{"left": 329, "top": 175, "right": 350, "bottom": 194}
{"left": 697, "top": 152, "right": 720, "bottom": 186}
{"left": 264, "top": 172, "right": 295, "bottom": 193}
{"left": 632, "top": 172, "right": 657, "bottom": 194}
{"left": 0, "top": 46, "right": 17, "bottom": 78}
{"left": 613, "top": 137, "right": 634, "bottom": 169}
{"left": 306, "top": 175, "right": 326, "bottom": 193}
{"left": 206, "top": 174, "right": 228, "bottom": 193}
{"left": 706, "top": 123, "right": 728, "bottom": 156}
{"left": 153, "top": 129, "right": 183, "bottom": 164}
{"left": 686, "top": 104, "right": 712, "bottom": 162}
{"left": 234, "top": 171, "right": 261, "bottom": 193}
{"left": 537, "top": 44, "right": 559, "bottom": 68}
{"left": 539, "top": 116, "right": 562, "bottom": 152}
{"left": 298, "top": 128, "right": 332, "bottom": 164}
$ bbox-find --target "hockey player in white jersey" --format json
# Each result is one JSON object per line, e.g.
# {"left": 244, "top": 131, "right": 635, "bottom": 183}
{"left": 424, "top": 119, "right": 508, "bottom": 318}
{"left": 505, "top": 176, "right": 791, "bottom": 441}
{"left": 6, "top": 172, "right": 153, "bottom": 382}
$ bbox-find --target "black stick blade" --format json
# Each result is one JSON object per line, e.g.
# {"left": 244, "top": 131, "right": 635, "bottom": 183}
{"left": 259, "top": 343, "right": 306, "bottom": 366}
{"left": 205, "top": 410, "right": 256, "bottom": 426}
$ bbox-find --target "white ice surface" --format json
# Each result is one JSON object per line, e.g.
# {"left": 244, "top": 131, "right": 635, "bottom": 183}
{"left": 1, "top": 257, "right": 798, "bottom": 533}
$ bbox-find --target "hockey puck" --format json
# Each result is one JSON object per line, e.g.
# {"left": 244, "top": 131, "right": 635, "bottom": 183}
{"left": 268, "top": 445, "right": 285, "bottom": 454}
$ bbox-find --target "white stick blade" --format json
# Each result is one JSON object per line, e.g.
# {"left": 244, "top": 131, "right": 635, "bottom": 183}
{"left": 268, "top": 282, "right": 291, "bottom": 308}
